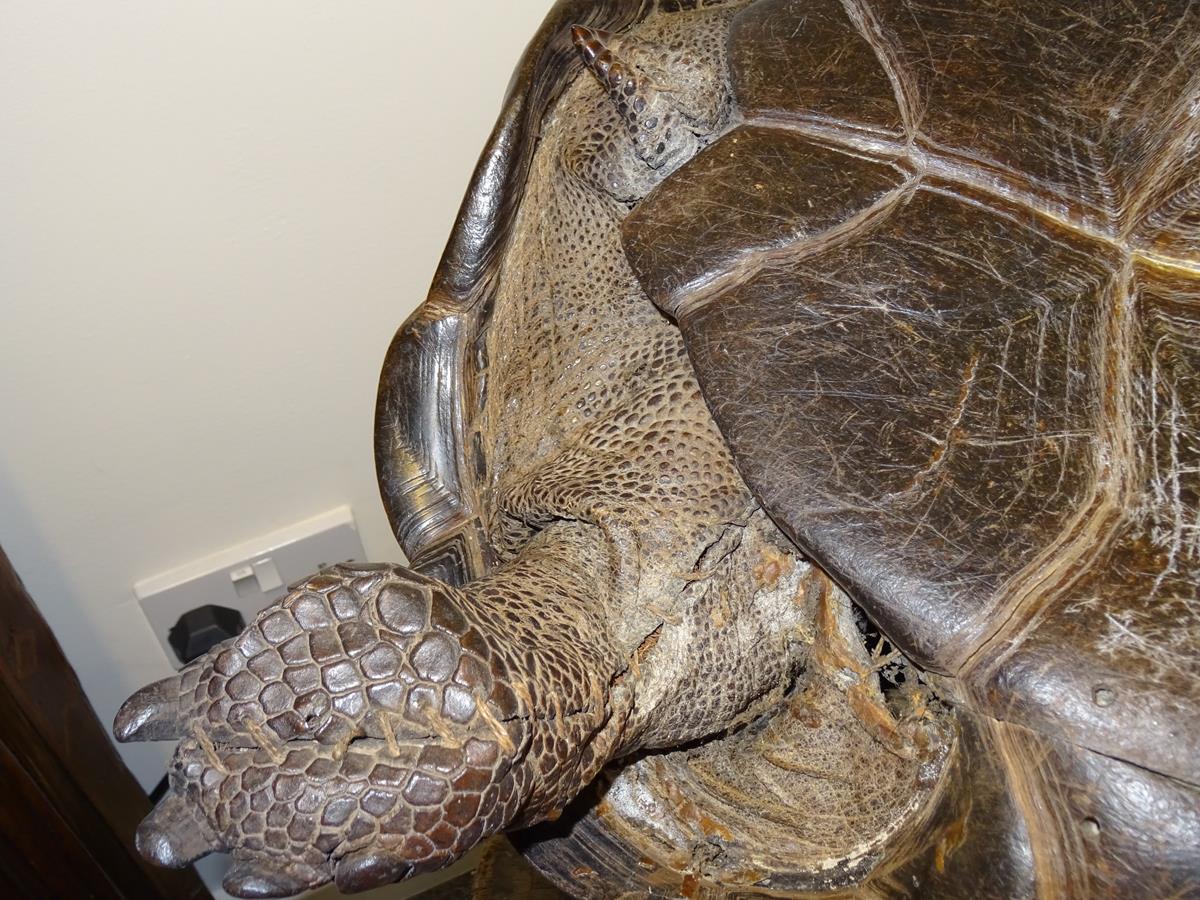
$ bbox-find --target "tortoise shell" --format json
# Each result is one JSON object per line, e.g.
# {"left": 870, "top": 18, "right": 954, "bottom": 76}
{"left": 374, "top": 0, "right": 1199, "bottom": 896}
{"left": 625, "top": 0, "right": 1200, "bottom": 776}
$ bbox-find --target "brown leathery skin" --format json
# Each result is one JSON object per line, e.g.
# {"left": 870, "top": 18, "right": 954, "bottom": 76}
{"left": 119, "top": 520, "right": 827, "bottom": 897}
{"left": 471, "top": 0, "right": 766, "bottom": 730}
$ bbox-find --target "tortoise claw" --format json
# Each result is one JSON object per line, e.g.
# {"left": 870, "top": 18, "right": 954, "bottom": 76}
{"left": 114, "top": 675, "right": 184, "bottom": 741}
{"left": 570, "top": 25, "right": 615, "bottom": 67}
{"left": 135, "top": 790, "right": 220, "bottom": 868}
{"left": 335, "top": 849, "right": 411, "bottom": 893}
{"left": 222, "top": 859, "right": 326, "bottom": 899}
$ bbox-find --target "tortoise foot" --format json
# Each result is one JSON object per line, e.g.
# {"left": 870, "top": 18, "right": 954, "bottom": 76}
{"left": 116, "top": 563, "right": 539, "bottom": 896}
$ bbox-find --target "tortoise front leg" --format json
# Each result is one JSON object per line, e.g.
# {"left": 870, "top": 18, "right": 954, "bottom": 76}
{"left": 115, "top": 523, "right": 631, "bottom": 896}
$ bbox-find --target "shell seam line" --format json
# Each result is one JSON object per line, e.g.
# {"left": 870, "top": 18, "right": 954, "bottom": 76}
{"left": 746, "top": 112, "right": 1200, "bottom": 278}
{"left": 669, "top": 175, "right": 918, "bottom": 320}
{"left": 840, "top": 0, "right": 921, "bottom": 138}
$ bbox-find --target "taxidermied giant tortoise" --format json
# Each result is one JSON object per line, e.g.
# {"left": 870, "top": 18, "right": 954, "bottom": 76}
{"left": 115, "top": 1, "right": 1200, "bottom": 896}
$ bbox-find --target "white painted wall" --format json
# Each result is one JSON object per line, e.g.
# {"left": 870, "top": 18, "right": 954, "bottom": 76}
{"left": 0, "top": 0, "right": 553, "bottom": 806}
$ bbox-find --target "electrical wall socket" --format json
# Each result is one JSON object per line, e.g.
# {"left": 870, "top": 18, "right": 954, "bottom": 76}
{"left": 135, "top": 506, "right": 366, "bottom": 668}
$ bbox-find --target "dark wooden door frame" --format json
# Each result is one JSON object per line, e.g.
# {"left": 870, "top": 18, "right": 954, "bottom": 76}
{"left": 0, "top": 545, "right": 209, "bottom": 899}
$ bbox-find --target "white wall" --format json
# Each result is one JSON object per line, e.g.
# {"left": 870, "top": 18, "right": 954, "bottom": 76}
{"left": 0, "top": 0, "right": 553, "bottom": 799}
